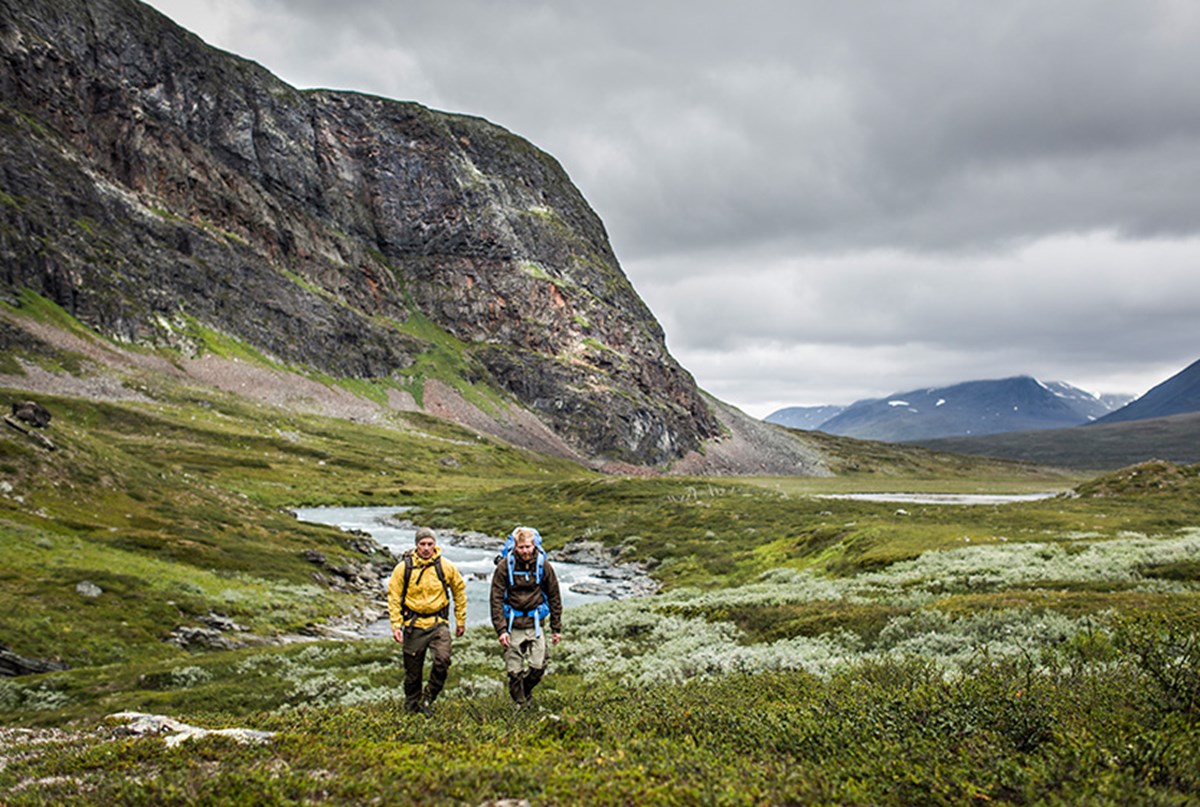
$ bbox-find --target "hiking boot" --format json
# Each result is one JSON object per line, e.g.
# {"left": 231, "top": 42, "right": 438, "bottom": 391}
{"left": 404, "top": 697, "right": 435, "bottom": 717}
{"left": 523, "top": 667, "right": 545, "bottom": 700}
{"left": 508, "top": 673, "right": 527, "bottom": 705}
{"left": 423, "top": 676, "right": 445, "bottom": 706}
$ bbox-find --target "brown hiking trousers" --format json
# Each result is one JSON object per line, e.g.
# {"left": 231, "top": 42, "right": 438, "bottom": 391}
{"left": 402, "top": 622, "right": 452, "bottom": 709}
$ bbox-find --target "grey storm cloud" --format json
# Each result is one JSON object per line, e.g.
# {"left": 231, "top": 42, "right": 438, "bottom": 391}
{"left": 144, "top": 0, "right": 1200, "bottom": 415}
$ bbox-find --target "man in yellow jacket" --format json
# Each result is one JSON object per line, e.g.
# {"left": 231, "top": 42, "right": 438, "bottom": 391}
{"left": 387, "top": 526, "right": 467, "bottom": 716}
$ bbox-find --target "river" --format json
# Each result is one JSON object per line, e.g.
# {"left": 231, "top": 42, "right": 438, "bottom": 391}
{"left": 295, "top": 495, "right": 1053, "bottom": 635}
{"left": 293, "top": 506, "right": 615, "bottom": 635}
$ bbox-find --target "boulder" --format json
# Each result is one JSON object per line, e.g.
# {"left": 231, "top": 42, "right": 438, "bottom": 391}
{"left": 107, "top": 712, "right": 274, "bottom": 748}
{"left": 11, "top": 400, "right": 51, "bottom": 428}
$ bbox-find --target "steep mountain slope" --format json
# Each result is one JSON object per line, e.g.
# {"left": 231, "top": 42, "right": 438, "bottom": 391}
{"left": 1092, "top": 358, "right": 1200, "bottom": 425}
{"left": 0, "top": 0, "right": 722, "bottom": 468}
{"left": 816, "top": 377, "right": 1124, "bottom": 442}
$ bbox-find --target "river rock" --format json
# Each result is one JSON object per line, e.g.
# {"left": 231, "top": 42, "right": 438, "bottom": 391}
{"left": 446, "top": 530, "right": 504, "bottom": 550}
{"left": 552, "top": 538, "right": 659, "bottom": 599}
{"left": 550, "top": 538, "right": 618, "bottom": 566}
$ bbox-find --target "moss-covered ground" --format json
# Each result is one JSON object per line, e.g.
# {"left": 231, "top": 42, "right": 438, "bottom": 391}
{"left": 2, "top": 623, "right": 1198, "bottom": 805}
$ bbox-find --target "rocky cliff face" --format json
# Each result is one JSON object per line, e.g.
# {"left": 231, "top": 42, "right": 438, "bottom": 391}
{"left": 0, "top": 0, "right": 720, "bottom": 466}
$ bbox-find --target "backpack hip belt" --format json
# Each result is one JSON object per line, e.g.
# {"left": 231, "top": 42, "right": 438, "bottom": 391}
{"left": 503, "top": 601, "right": 552, "bottom": 638}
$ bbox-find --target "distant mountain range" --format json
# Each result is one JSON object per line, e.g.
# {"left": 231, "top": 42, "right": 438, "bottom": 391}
{"left": 761, "top": 359, "right": 1200, "bottom": 469}
{"left": 762, "top": 405, "right": 847, "bottom": 431}
{"left": 766, "top": 376, "right": 1135, "bottom": 442}
{"left": 766, "top": 359, "right": 1200, "bottom": 465}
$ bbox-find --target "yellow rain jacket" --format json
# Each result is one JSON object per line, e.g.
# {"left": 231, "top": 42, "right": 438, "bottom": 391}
{"left": 387, "top": 547, "right": 467, "bottom": 631}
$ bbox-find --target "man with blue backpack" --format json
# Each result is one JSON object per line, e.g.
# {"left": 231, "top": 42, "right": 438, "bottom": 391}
{"left": 490, "top": 526, "right": 563, "bottom": 709}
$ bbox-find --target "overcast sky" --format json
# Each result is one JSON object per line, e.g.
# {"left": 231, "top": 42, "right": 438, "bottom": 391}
{"left": 142, "top": 0, "right": 1200, "bottom": 417}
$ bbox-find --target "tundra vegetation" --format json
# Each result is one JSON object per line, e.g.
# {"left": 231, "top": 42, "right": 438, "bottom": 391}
{"left": 2, "top": 374, "right": 1199, "bottom": 802}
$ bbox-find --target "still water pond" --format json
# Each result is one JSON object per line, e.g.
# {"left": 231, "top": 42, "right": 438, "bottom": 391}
{"left": 816, "top": 492, "right": 1059, "bottom": 505}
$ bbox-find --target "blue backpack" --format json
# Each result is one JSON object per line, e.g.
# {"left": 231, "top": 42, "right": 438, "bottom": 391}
{"left": 496, "top": 527, "right": 551, "bottom": 636}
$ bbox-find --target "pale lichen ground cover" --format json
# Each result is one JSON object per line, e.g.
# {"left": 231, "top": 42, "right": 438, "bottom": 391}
{"left": 550, "top": 529, "right": 1200, "bottom": 686}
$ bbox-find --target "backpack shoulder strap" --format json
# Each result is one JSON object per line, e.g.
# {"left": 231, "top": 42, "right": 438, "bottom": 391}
{"left": 433, "top": 556, "right": 448, "bottom": 593}
{"left": 400, "top": 552, "right": 414, "bottom": 605}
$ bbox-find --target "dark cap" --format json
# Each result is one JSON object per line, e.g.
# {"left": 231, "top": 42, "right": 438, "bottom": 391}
{"left": 414, "top": 527, "right": 436, "bottom": 542}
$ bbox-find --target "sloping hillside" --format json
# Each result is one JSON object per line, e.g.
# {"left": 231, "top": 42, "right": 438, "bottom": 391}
{"left": 0, "top": 296, "right": 841, "bottom": 476}
{"left": 917, "top": 410, "right": 1200, "bottom": 469}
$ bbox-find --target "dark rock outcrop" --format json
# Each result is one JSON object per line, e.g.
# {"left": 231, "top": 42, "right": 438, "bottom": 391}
{"left": 11, "top": 400, "right": 51, "bottom": 428}
{"left": 0, "top": 642, "right": 68, "bottom": 677}
{"left": 0, "top": 0, "right": 720, "bottom": 466}
{"left": 165, "top": 625, "right": 246, "bottom": 652}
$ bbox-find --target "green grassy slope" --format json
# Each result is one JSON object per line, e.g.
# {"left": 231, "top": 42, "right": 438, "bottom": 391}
{"left": 0, "top": 386, "right": 586, "bottom": 670}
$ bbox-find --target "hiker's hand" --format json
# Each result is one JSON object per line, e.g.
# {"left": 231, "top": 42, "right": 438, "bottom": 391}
{"left": 552, "top": 632, "right": 561, "bottom": 646}
{"left": 455, "top": 624, "right": 465, "bottom": 638}
{"left": 392, "top": 627, "right": 403, "bottom": 643}
{"left": 499, "top": 632, "right": 511, "bottom": 648}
